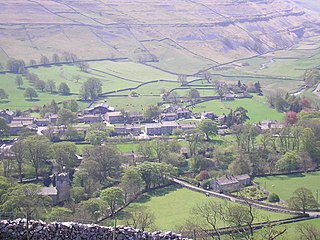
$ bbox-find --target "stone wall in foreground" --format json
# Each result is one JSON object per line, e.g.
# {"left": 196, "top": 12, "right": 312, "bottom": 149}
{"left": 0, "top": 219, "right": 189, "bottom": 240}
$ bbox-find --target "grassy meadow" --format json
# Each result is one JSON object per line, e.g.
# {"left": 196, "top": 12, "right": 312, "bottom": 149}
{"left": 109, "top": 186, "right": 291, "bottom": 231}
{"left": 254, "top": 171, "right": 320, "bottom": 201}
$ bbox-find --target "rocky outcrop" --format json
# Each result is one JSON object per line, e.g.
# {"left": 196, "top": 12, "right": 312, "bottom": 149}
{"left": 0, "top": 219, "right": 189, "bottom": 240}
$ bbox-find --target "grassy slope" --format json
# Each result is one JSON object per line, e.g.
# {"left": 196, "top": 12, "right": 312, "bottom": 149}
{"left": 114, "top": 186, "right": 290, "bottom": 231}
{"left": 254, "top": 171, "right": 320, "bottom": 201}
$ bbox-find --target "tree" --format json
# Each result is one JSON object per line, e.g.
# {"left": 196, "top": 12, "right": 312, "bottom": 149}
{"left": 24, "top": 88, "right": 38, "bottom": 100}
{"left": 296, "top": 223, "right": 320, "bottom": 240}
{"left": 40, "top": 55, "right": 50, "bottom": 64}
{"left": 57, "top": 108, "right": 76, "bottom": 126}
{"left": 63, "top": 100, "right": 79, "bottom": 112}
{"left": 229, "top": 156, "right": 252, "bottom": 175}
{"left": 78, "top": 62, "right": 90, "bottom": 72}
{"left": 51, "top": 142, "right": 77, "bottom": 171}
{"left": 285, "top": 111, "right": 298, "bottom": 125}
{"left": 0, "top": 88, "right": 8, "bottom": 100}
{"left": 121, "top": 167, "right": 144, "bottom": 202}
{"left": 1, "top": 184, "right": 51, "bottom": 238}
{"left": 35, "top": 79, "right": 46, "bottom": 92}
{"left": 46, "top": 79, "right": 56, "bottom": 93}
{"left": 85, "top": 130, "right": 109, "bottom": 145}
{"left": 52, "top": 53, "right": 60, "bottom": 63}
{"left": 58, "top": 82, "right": 70, "bottom": 95}
{"left": 268, "top": 193, "right": 280, "bottom": 203}
{"left": 177, "top": 74, "right": 187, "bottom": 86}
{"left": 79, "top": 198, "right": 104, "bottom": 221}
{"left": 125, "top": 205, "right": 156, "bottom": 231}
{"left": 23, "top": 135, "right": 51, "bottom": 180}
{"left": 80, "top": 78, "right": 102, "bottom": 101}
{"left": 0, "top": 117, "right": 9, "bottom": 139}
{"left": 198, "top": 119, "right": 218, "bottom": 140}
{"left": 304, "top": 69, "right": 320, "bottom": 88}
{"left": 137, "top": 142, "right": 154, "bottom": 161}
{"left": 152, "top": 140, "right": 169, "bottom": 163}
{"left": 187, "top": 89, "right": 200, "bottom": 103}
{"left": 82, "top": 145, "right": 121, "bottom": 183}
{"left": 100, "top": 187, "right": 124, "bottom": 216}
{"left": 143, "top": 105, "right": 160, "bottom": 121}
{"left": 72, "top": 169, "right": 99, "bottom": 198}
{"left": 11, "top": 141, "right": 25, "bottom": 182}
{"left": 135, "top": 162, "right": 177, "bottom": 190}
{"left": 288, "top": 187, "right": 318, "bottom": 214}
{"left": 6, "top": 59, "right": 25, "bottom": 73}
{"left": 276, "top": 151, "right": 299, "bottom": 173}
{"left": 15, "top": 76, "right": 23, "bottom": 88}
{"left": 46, "top": 207, "right": 73, "bottom": 222}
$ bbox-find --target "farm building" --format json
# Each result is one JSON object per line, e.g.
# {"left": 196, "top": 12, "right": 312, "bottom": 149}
{"left": 210, "top": 174, "right": 251, "bottom": 193}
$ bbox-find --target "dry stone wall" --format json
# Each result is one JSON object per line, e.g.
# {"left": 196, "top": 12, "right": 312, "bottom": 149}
{"left": 0, "top": 219, "right": 189, "bottom": 240}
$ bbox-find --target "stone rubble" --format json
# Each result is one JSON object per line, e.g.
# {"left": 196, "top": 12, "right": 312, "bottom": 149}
{"left": 0, "top": 219, "right": 190, "bottom": 240}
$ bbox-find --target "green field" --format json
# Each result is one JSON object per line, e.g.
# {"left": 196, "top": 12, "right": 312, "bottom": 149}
{"left": 281, "top": 218, "right": 320, "bottom": 240}
{"left": 254, "top": 171, "right": 320, "bottom": 201}
{"left": 113, "top": 186, "right": 291, "bottom": 231}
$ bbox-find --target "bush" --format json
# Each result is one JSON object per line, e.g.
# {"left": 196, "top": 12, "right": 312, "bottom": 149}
{"left": 268, "top": 193, "right": 280, "bottom": 203}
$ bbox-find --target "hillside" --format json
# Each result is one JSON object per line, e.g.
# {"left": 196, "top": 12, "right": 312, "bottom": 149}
{"left": 0, "top": 0, "right": 319, "bottom": 73}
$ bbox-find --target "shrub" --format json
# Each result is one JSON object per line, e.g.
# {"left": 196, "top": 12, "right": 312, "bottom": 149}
{"left": 268, "top": 193, "right": 280, "bottom": 203}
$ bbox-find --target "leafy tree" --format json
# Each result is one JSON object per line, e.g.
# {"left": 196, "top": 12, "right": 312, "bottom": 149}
{"left": 85, "top": 130, "right": 109, "bottom": 145}
{"left": 29, "top": 59, "right": 37, "bottom": 66}
{"left": 152, "top": 140, "right": 169, "bottom": 163}
{"left": 40, "top": 55, "right": 50, "bottom": 64}
{"left": 71, "top": 186, "right": 88, "bottom": 203}
{"left": 229, "top": 156, "right": 252, "bottom": 175}
{"left": 100, "top": 187, "right": 124, "bottom": 216}
{"left": 143, "top": 105, "right": 160, "bottom": 121}
{"left": 46, "top": 79, "right": 56, "bottom": 93}
{"left": 58, "top": 82, "right": 70, "bottom": 95}
{"left": 23, "top": 135, "right": 51, "bottom": 180}
{"left": 63, "top": 100, "right": 79, "bottom": 112}
{"left": 0, "top": 176, "right": 15, "bottom": 201}
{"left": 46, "top": 207, "right": 73, "bottom": 222}
{"left": 80, "top": 78, "right": 102, "bottom": 101}
{"left": 285, "top": 111, "right": 298, "bottom": 125}
{"left": 288, "top": 187, "right": 318, "bottom": 214}
{"left": 121, "top": 167, "right": 144, "bottom": 202}
{"left": 24, "top": 88, "right": 38, "bottom": 100}
{"left": 0, "top": 117, "right": 9, "bottom": 139}
{"left": 276, "top": 151, "right": 299, "bottom": 173}
{"left": 78, "top": 62, "right": 89, "bottom": 72}
{"left": 79, "top": 198, "right": 104, "bottom": 221}
{"left": 125, "top": 205, "right": 156, "bottom": 231}
{"left": 187, "top": 89, "right": 200, "bottom": 103}
{"left": 52, "top": 53, "right": 60, "bottom": 63}
{"left": 11, "top": 141, "right": 25, "bottom": 182}
{"left": 57, "top": 108, "right": 76, "bottom": 126}
{"left": 6, "top": 59, "right": 25, "bottom": 73}
{"left": 268, "top": 193, "right": 280, "bottom": 203}
{"left": 51, "top": 142, "right": 77, "bottom": 171}
{"left": 15, "top": 76, "right": 23, "bottom": 88}
{"left": 72, "top": 169, "right": 99, "bottom": 197}
{"left": 135, "top": 162, "right": 177, "bottom": 190}
{"left": 198, "top": 119, "right": 218, "bottom": 140}
{"left": 82, "top": 145, "right": 122, "bottom": 183}
{"left": 1, "top": 183, "right": 51, "bottom": 238}
{"left": 137, "top": 141, "right": 154, "bottom": 161}
{"left": 304, "top": 69, "right": 320, "bottom": 88}
{"left": 35, "top": 79, "right": 47, "bottom": 92}
{"left": 0, "top": 88, "right": 8, "bottom": 100}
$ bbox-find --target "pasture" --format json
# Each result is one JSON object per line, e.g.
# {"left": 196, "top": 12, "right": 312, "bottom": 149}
{"left": 112, "top": 186, "right": 291, "bottom": 231}
{"left": 254, "top": 171, "right": 320, "bottom": 201}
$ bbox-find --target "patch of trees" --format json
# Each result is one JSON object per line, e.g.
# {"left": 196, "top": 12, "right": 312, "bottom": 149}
{"left": 178, "top": 200, "right": 287, "bottom": 240}
{"left": 80, "top": 78, "right": 102, "bottom": 101}
{"left": 6, "top": 59, "right": 26, "bottom": 73}
{"left": 267, "top": 91, "right": 312, "bottom": 113}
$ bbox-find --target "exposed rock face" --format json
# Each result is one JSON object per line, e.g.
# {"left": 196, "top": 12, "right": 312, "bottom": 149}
{"left": 0, "top": 0, "right": 319, "bottom": 67}
{"left": 0, "top": 219, "right": 189, "bottom": 240}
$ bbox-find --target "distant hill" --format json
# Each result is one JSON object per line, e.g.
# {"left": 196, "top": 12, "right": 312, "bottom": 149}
{"left": 0, "top": 0, "right": 319, "bottom": 71}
